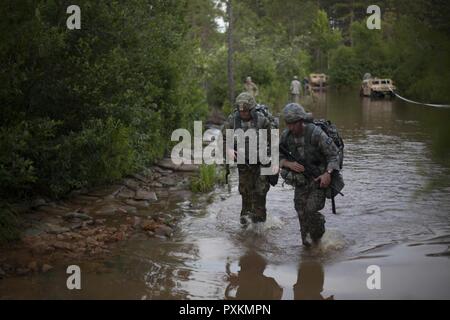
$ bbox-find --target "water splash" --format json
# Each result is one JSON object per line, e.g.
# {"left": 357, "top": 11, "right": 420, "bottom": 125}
{"left": 243, "top": 215, "right": 285, "bottom": 235}
{"left": 311, "top": 229, "right": 347, "bottom": 255}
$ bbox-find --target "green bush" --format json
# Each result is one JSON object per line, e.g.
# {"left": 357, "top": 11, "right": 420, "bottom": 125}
{"left": 329, "top": 46, "right": 360, "bottom": 88}
{"left": 190, "top": 164, "right": 225, "bottom": 193}
{"left": 0, "top": 118, "right": 61, "bottom": 198}
{"left": 38, "top": 117, "right": 136, "bottom": 197}
{"left": 0, "top": 0, "right": 208, "bottom": 201}
{"left": 0, "top": 204, "right": 20, "bottom": 243}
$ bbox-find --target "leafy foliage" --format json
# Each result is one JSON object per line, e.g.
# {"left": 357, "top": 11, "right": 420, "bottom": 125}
{"left": 0, "top": 0, "right": 208, "bottom": 200}
{"left": 190, "top": 164, "right": 225, "bottom": 193}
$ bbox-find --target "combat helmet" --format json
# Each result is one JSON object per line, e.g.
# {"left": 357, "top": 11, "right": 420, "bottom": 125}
{"left": 235, "top": 92, "right": 257, "bottom": 112}
{"left": 282, "top": 103, "right": 312, "bottom": 123}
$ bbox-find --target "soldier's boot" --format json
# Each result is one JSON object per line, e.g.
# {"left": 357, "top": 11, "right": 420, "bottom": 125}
{"left": 300, "top": 228, "right": 311, "bottom": 248}
{"left": 251, "top": 195, "right": 267, "bottom": 223}
{"left": 298, "top": 214, "right": 311, "bottom": 247}
{"left": 252, "top": 208, "right": 267, "bottom": 223}
{"left": 240, "top": 195, "right": 252, "bottom": 225}
{"left": 310, "top": 213, "right": 326, "bottom": 244}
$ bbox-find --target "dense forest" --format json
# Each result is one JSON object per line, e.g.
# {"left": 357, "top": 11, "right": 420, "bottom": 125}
{"left": 1, "top": 0, "right": 449, "bottom": 240}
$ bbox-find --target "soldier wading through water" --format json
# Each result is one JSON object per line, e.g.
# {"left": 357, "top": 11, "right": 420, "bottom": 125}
{"left": 222, "top": 92, "right": 278, "bottom": 225}
{"left": 280, "top": 103, "right": 342, "bottom": 247}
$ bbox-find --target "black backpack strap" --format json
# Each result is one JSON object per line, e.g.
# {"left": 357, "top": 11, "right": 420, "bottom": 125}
{"left": 233, "top": 111, "right": 240, "bottom": 129}
{"left": 304, "top": 123, "right": 317, "bottom": 147}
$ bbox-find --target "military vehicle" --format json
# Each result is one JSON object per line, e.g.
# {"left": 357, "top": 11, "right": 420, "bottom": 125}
{"left": 309, "top": 73, "right": 328, "bottom": 90}
{"left": 360, "top": 78, "right": 396, "bottom": 98}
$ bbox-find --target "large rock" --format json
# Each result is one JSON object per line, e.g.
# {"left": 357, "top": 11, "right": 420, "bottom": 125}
{"left": 157, "top": 158, "right": 199, "bottom": 172}
{"left": 116, "top": 187, "right": 136, "bottom": 200}
{"left": 69, "top": 222, "right": 83, "bottom": 231}
{"left": 122, "top": 179, "right": 140, "bottom": 191}
{"left": 88, "top": 185, "right": 123, "bottom": 198}
{"left": 64, "top": 212, "right": 93, "bottom": 221}
{"left": 125, "top": 199, "right": 150, "bottom": 209}
{"left": 149, "top": 182, "right": 163, "bottom": 188}
{"left": 153, "top": 166, "right": 172, "bottom": 174}
{"left": 94, "top": 205, "right": 120, "bottom": 216}
{"left": 154, "top": 225, "right": 173, "bottom": 238}
{"left": 159, "top": 176, "right": 177, "bottom": 187}
{"left": 52, "top": 241, "right": 75, "bottom": 251}
{"left": 117, "top": 206, "right": 138, "bottom": 215}
{"left": 134, "top": 190, "right": 158, "bottom": 202}
{"left": 44, "top": 223, "right": 70, "bottom": 235}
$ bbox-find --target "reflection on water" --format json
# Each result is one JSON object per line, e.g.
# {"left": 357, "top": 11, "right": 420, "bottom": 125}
{"left": 225, "top": 251, "right": 282, "bottom": 300}
{"left": 1, "top": 90, "right": 450, "bottom": 299}
{"left": 294, "top": 260, "right": 334, "bottom": 300}
{"left": 223, "top": 252, "right": 336, "bottom": 300}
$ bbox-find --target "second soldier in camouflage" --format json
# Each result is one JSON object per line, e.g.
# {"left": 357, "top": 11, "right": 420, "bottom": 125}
{"left": 280, "top": 103, "right": 340, "bottom": 246}
{"left": 222, "top": 92, "right": 274, "bottom": 225}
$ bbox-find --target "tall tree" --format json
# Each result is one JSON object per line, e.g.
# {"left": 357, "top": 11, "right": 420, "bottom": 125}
{"left": 226, "top": 0, "right": 235, "bottom": 104}
{"left": 311, "top": 9, "right": 342, "bottom": 71}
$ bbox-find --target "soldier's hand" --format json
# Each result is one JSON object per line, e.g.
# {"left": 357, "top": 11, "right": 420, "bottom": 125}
{"left": 226, "top": 148, "right": 236, "bottom": 161}
{"left": 286, "top": 161, "right": 305, "bottom": 173}
{"left": 271, "top": 165, "right": 280, "bottom": 175}
{"left": 315, "top": 172, "right": 331, "bottom": 188}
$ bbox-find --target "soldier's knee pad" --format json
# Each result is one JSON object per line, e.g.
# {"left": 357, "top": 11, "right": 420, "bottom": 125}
{"left": 305, "top": 189, "right": 326, "bottom": 213}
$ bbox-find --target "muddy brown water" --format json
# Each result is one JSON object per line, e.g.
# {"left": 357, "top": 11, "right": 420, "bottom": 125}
{"left": 1, "top": 90, "right": 450, "bottom": 299}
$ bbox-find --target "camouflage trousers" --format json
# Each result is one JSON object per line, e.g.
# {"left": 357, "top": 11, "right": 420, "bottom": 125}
{"left": 294, "top": 180, "right": 326, "bottom": 243}
{"left": 238, "top": 164, "right": 270, "bottom": 223}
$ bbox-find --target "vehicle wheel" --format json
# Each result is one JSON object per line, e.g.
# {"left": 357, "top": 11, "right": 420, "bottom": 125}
{"left": 370, "top": 90, "right": 377, "bottom": 99}
{"left": 359, "top": 87, "right": 364, "bottom": 97}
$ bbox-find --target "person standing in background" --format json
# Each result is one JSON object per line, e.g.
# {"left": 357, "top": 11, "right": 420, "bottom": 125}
{"left": 290, "top": 76, "right": 301, "bottom": 103}
{"left": 244, "top": 76, "right": 259, "bottom": 98}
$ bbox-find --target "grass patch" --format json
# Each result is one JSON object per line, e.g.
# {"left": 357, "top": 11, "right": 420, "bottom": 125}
{"left": 190, "top": 164, "right": 226, "bottom": 193}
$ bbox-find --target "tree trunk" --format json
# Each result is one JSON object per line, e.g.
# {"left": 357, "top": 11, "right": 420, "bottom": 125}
{"left": 227, "top": 0, "right": 235, "bottom": 105}
{"left": 349, "top": 0, "right": 354, "bottom": 47}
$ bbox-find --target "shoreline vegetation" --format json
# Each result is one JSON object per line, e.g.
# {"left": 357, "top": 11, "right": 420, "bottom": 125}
{"left": 190, "top": 164, "right": 227, "bottom": 193}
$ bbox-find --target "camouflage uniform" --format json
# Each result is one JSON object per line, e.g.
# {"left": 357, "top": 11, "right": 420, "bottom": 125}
{"left": 280, "top": 103, "right": 340, "bottom": 244}
{"left": 222, "top": 92, "right": 272, "bottom": 224}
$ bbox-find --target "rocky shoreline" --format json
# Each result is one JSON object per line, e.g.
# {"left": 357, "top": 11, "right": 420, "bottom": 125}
{"left": 0, "top": 160, "right": 199, "bottom": 279}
